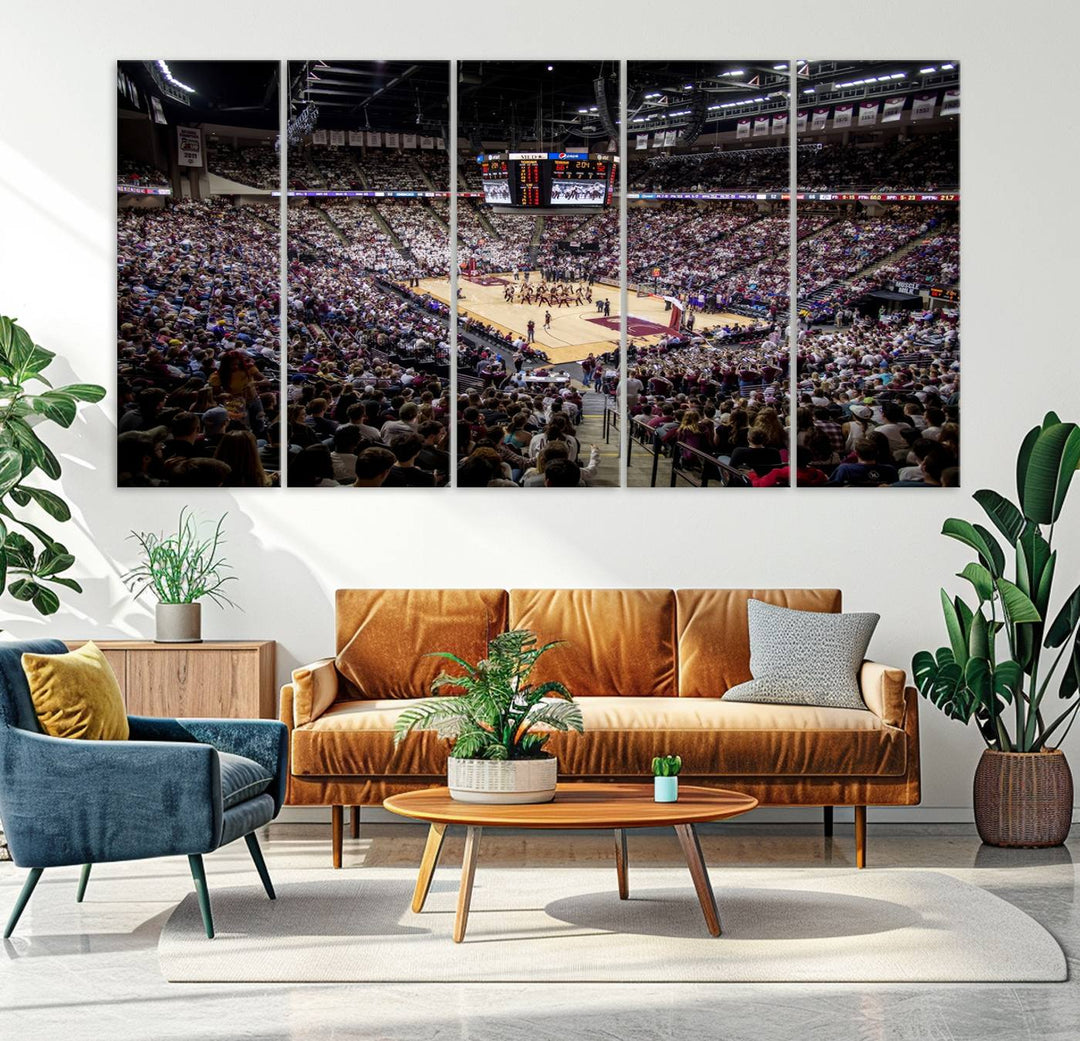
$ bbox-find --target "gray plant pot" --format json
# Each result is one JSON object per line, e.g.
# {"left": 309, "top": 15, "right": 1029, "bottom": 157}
{"left": 155, "top": 602, "right": 202, "bottom": 644}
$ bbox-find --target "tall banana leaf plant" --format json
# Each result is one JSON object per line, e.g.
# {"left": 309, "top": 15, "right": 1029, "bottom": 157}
{"left": 913, "top": 412, "right": 1080, "bottom": 752}
{"left": 393, "top": 629, "right": 584, "bottom": 759}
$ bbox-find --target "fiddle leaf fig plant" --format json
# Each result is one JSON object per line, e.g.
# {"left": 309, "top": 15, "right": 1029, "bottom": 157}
{"left": 913, "top": 412, "right": 1080, "bottom": 752}
{"left": 0, "top": 316, "right": 105, "bottom": 616}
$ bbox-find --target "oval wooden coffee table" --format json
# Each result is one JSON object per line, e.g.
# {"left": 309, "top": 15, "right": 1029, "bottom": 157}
{"left": 383, "top": 782, "right": 758, "bottom": 942}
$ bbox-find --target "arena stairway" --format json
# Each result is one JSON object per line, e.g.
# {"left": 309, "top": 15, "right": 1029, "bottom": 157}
{"left": 313, "top": 206, "right": 350, "bottom": 246}
{"left": 411, "top": 157, "right": 436, "bottom": 191}
{"left": 529, "top": 217, "right": 545, "bottom": 267}
{"left": 470, "top": 200, "right": 501, "bottom": 240}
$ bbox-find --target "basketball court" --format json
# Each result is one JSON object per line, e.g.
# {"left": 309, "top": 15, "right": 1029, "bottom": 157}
{"left": 409, "top": 273, "right": 759, "bottom": 364}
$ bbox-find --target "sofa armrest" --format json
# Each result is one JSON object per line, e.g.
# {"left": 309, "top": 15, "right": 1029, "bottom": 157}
{"left": 0, "top": 727, "right": 221, "bottom": 868}
{"left": 288, "top": 657, "right": 339, "bottom": 727}
{"left": 859, "top": 661, "right": 907, "bottom": 728}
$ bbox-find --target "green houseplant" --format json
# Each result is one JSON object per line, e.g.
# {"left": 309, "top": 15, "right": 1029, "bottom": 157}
{"left": 652, "top": 754, "right": 682, "bottom": 803}
{"left": 0, "top": 316, "right": 105, "bottom": 618}
{"left": 124, "top": 509, "right": 237, "bottom": 643}
{"left": 393, "top": 629, "right": 584, "bottom": 804}
{"left": 913, "top": 411, "right": 1080, "bottom": 846}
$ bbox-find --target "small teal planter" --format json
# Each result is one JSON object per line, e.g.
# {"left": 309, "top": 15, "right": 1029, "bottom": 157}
{"left": 654, "top": 776, "right": 679, "bottom": 802}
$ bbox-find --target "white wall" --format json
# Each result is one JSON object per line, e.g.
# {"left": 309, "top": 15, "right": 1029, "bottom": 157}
{"left": 1, "top": 0, "right": 1078, "bottom": 821}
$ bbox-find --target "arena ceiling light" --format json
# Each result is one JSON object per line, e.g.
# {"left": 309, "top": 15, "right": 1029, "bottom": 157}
{"left": 156, "top": 61, "right": 195, "bottom": 94}
{"left": 920, "top": 66, "right": 938, "bottom": 73}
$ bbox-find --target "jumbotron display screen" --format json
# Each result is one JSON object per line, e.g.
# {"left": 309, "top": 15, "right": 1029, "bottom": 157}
{"left": 478, "top": 153, "right": 618, "bottom": 208}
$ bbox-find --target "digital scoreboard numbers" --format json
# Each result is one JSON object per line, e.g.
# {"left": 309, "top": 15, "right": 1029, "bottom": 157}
{"left": 515, "top": 159, "right": 542, "bottom": 207}
{"left": 481, "top": 153, "right": 618, "bottom": 207}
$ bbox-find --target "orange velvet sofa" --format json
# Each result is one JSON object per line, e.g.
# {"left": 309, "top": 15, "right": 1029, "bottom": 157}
{"left": 280, "top": 588, "right": 920, "bottom": 867}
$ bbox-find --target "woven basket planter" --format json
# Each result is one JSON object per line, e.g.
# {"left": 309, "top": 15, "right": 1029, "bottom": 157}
{"left": 447, "top": 756, "right": 557, "bottom": 804}
{"left": 973, "top": 749, "right": 1073, "bottom": 848}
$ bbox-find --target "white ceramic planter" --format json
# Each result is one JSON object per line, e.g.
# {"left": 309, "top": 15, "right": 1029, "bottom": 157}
{"left": 155, "top": 602, "right": 202, "bottom": 643}
{"left": 447, "top": 756, "right": 557, "bottom": 804}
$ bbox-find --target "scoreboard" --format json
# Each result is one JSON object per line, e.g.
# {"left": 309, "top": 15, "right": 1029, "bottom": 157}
{"left": 477, "top": 152, "right": 618, "bottom": 209}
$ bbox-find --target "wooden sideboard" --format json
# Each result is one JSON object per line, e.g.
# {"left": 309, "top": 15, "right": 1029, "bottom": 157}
{"left": 64, "top": 640, "right": 276, "bottom": 719}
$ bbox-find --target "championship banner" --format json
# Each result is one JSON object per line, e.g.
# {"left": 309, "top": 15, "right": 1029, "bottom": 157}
{"left": 436, "top": 137, "right": 446, "bottom": 149}
{"left": 832, "top": 104, "right": 853, "bottom": 129}
{"left": 753, "top": 116, "right": 769, "bottom": 136}
{"left": 771, "top": 113, "right": 787, "bottom": 136}
{"left": 177, "top": 126, "right": 202, "bottom": 167}
{"left": 940, "top": 89, "right": 960, "bottom": 116}
{"left": 652, "top": 132, "right": 665, "bottom": 148}
{"left": 385, "top": 132, "right": 401, "bottom": 148}
{"left": 736, "top": 119, "right": 751, "bottom": 139}
{"left": 663, "top": 129, "right": 677, "bottom": 146}
{"left": 366, "top": 131, "right": 382, "bottom": 147}
{"left": 420, "top": 135, "right": 435, "bottom": 149}
{"left": 858, "top": 102, "right": 879, "bottom": 126}
{"left": 348, "top": 130, "right": 364, "bottom": 146}
{"left": 329, "top": 130, "right": 345, "bottom": 147}
{"left": 151, "top": 96, "right": 167, "bottom": 125}
{"left": 881, "top": 97, "right": 905, "bottom": 123}
{"left": 796, "top": 111, "right": 808, "bottom": 133}
{"left": 312, "top": 129, "right": 328, "bottom": 145}
{"left": 811, "top": 108, "right": 828, "bottom": 131}
{"left": 402, "top": 133, "right": 417, "bottom": 149}
{"left": 911, "top": 94, "right": 936, "bottom": 121}
{"left": 636, "top": 133, "right": 649, "bottom": 150}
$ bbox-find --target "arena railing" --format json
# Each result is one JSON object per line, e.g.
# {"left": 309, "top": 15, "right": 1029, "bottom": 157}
{"left": 602, "top": 397, "right": 619, "bottom": 445}
{"left": 669, "top": 443, "right": 756, "bottom": 489}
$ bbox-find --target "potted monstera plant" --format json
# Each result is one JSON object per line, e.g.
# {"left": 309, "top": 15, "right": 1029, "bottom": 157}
{"left": 393, "top": 629, "right": 584, "bottom": 804}
{"left": 913, "top": 412, "right": 1080, "bottom": 847}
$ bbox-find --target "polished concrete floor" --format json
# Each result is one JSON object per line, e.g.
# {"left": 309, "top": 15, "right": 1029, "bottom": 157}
{"left": 1, "top": 822, "right": 1078, "bottom": 1040}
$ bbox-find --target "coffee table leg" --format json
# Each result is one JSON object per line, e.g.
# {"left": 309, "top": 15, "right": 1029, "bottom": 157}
{"left": 614, "top": 829, "right": 629, "bottom": 899}
{"left": 674, "top": 823, "right": 721, "bottom": 937}
{"left": 453, "top": 825, "right": 482, "bottom": 943}
{"left": 411, "top": 823, "right": 448, "bottom": 913}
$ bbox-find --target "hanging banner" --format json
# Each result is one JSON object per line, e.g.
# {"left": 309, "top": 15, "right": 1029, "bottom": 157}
{"left": 663, "top": 129, "right": 677, "bottom": 146}
{"left": 753, "top": 116, "right": 769, "bottom": 136}
{"left": 385, "top": 132, "right": 401, "bottom": 148}
{"left": 911, "top": 94, "right": 936, "bottom": 121}
{"left": 652, "top": 132, "right": 665, "bottom": 148}
{"left": 420, "top": 135, "right": 435, "bottom": 149}
{"left": 636, "top": 133, "right": 649, "bottom": 150}
{"left": 176, "top": 126, "right": 203, "bottom": 167}
{"left": 150, "top": 96, "right": 167, "bottom": 125}
{"left": 811, "top": 108, "right": 829, "bottom": 131}
{"left": 347, "top": 130, "right": 364, "bottom": 146}
{"left": 832, "top": 104, "right": 853, "bottom": 128}
{"left": 436, "top": 137, "right": 446, "bottom": 149}
{"left": 329, "top": 130, "right": 345, "bottom": 147}
{"left": 366, "top": 131, "right": 382, "bottom": 147}
{"left": 881, "top": 97, "right": 905, "bottom": 123}
{"left": 858, "top": 102, "right": 879, "bottom": 126}
{"left": 940, "top": 88, "right": 960, "bottom": 116}
{"left": 796, "top": 111, "right": 808, "bottom": 133}
{"left": 402, "top": 133, "right": 417, "bottom": 148}
{"left": 771, "top": 113, "right": 787, "bottom": 136}
{"left": 736, "top": 119, "right": 751, "bottom": 139}
{"left": 312, "top": 129, "right": 328, "bottom": 145}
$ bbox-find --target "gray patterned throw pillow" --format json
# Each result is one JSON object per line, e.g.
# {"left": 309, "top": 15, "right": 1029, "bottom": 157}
{"left": 723, "top": 599, "right": 878, "bottom": 710}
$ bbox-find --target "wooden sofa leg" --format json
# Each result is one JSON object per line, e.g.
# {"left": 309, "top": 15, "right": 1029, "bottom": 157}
{"left": 350, "top": 806, "right": 361, "bottom": 839}
{"left": 332, "top": 805, "right": 344, "bottom": 869}
{"left": 854, "top": 806, "right": 867, "bottom": 868}
{"left": 823, "top": 806, "right": 834, "bottom": 838}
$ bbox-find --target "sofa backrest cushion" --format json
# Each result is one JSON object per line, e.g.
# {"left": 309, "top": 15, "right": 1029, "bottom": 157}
{"left": 676, "top": 589, "right": 842, "bottom": 697}
{"left": 508, "top": 589, "right": 677, "bottom": 697}
{"left": 335, "top": 589, "right": 508, "bottom": 700}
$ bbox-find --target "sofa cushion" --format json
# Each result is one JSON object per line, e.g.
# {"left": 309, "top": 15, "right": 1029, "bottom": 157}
{"left": 335, "top": 589, "right": 508, "bottom": 699}
{"left": 508, "top": 589, "right": 677, "bottom": 697}
{"left": 676, "top": 588, "right": 842, "bottom": 697}
{"left": 218, "top": 750, "right": 274, "bottom": 809}
{"left": 290, "top": 696, "right": 904, "bottom": 779}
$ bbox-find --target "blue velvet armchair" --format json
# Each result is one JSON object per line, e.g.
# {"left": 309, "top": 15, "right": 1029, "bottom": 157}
{"left": 0, "top": 639, "right": 288, "bottom": 939}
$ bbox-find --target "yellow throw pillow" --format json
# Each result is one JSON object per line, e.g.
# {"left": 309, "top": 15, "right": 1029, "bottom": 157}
{"left": 22, "top": 641, "right": 129, "bottom": 741}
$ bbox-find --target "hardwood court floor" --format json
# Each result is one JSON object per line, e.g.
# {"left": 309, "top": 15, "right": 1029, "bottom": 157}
{"left": 411, "top": 274, "right": 757, "bottom": 363}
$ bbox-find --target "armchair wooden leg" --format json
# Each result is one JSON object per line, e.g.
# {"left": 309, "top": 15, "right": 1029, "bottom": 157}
{"left": 188, "top": 854, "right": 215, "bottom": 939}
{"left": 854, "top": 806, "right": 867, "bottom": 869}
{"left": 4, "top": 868, "right": 43, "bottom": 939}
{"left": 823, "top": 806, "right": 834, "bottom": 838}
{"left": 244, "top": 833, "right": 276, "bottom": 900}
{"left": 76, "top": 864, "right": 92, "bottom": 903}
{"left": 350, "top": 806, "right": 361, "bottom": 839}
{"left": 332, "top": 805, "right": 344, "bottom": 869}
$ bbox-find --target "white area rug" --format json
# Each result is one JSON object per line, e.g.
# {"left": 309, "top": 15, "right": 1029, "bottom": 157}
{"left": 158, "top": 867, "right": 1066, "bottom": 983}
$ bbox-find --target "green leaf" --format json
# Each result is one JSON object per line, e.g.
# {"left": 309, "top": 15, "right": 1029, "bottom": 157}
{"left": 43, "top": 574, "right": 82, "bottom": 593}
{"left": 54, "top": 383, "right": 106, "bottom": 403}
{"left": 0, "top": 316, "right": 13, "bottom": 355}
{"left": 968, "top": 611, "right": 990, "bottom": 660}
{"left": 30, "top": 585, "right": 59, "bottom": 615}
{"left": 1020, "top": 420, "right": 1080, "bottom": 524}
{"left": 19, "top": 486, "right": 71, "bottom": 522}
{"left": 1016, "top": 423, "right": 1041, "bottom": 512}
{"left": 1046, "top": 583, "right": 1080, "bottom": 648}
{"left": 6, "top": 417, "right": 61, "bottom": 480}
{"left": 8, "top": 578, "right": 39, "bottom": 601}
{"left": 940, "top": 588, "right": 969, "bottom": 667}
{"left": 30, "top": 392, "right": 77, "bottom": 428}
{"left": 2, "top": 532, "right": 34, "bottom": 568}
{"left": 942, "top": 518, "right": 1005, "bottom": 576}
{"left": 973, "top": 489, "right": 1029, "bottom": 544}
{"left": 996, "top": 578, "right": 1042, "bottom": 625}
{"left": 957, "top": 562, "right": 994, "bottom": 602}
{"left": 36, "top": 549, "right": 74, "bottom": 576}
{"left": 0, "top": 447, "right": 21, "bottom": 496}
{"left": 1060, "top": 632, "right": 1080, "bottom": 700}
